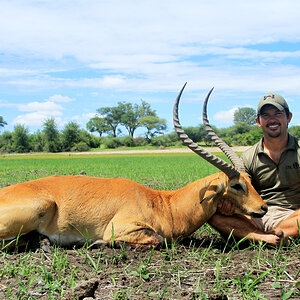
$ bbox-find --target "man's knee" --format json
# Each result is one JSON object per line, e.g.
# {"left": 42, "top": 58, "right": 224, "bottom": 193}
{"left": 208, "top": 212, "right": 225, "bottom": 228}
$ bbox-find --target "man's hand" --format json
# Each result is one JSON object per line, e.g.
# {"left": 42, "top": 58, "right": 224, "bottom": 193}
{"left": 217, "top": 198, "right": 236, "bottom": 216}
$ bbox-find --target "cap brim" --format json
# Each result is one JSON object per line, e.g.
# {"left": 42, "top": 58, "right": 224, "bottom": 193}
{"left": 258, "top": 102, "right": 285, "bottom": 114}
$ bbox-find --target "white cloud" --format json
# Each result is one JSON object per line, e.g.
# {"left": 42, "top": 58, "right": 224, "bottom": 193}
{"left": 13, "top": 112, "right": 63, "bottom": 127}
{"left": 1, "top": 0, "right": 300, "bottom": 96}
{"left": 48, "top": 94, "right": 74, "bottom": 103}
{"left": 71, "top": 113, "right": 99, "bottom": 125}
{"left": 195, "top": 46, "right": 300, "bottom": 62}
{"left": 18, "top": 101, "right": 63, "bottom": 114}
{"left": 2, "top": 0, "right": 300, "bottom": 130}
{"left": 79, "top": 76, "right": 126, "bottom": 88}
{"left": 83, "top": 113, "right": 98, "bottom": 119}
{"left": 0, "top": 68, "right": 36, "bottom": 77}
{"left": 12, "top": 95, "right": 72, "bottom": 127}
{"left": 1, "top": 1, "right": 300, "bottom": 61}
{"left": 213, "top": 104, "right": 257, "bottom": 125}
{"left": 214, "top": 108, "right": 238, "bottom": 124}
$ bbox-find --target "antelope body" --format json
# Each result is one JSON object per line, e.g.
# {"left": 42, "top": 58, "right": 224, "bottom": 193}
{"left": 0, "top": 84, "right": 267, "bottom": 247}
{"left": 0, "top": 172, "right": 266, "bottom": 247}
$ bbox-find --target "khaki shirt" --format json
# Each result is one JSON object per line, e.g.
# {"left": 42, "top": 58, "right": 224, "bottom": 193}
{"left": 241, "top": 134, "right": 300, "bottom": 210}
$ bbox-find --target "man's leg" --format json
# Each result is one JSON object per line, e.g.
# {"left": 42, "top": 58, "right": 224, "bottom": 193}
{"left": 271, "top": 209, "right": 300, "bottom": 237}
{"left": 208, "top": 213, "right": 285, "bottom": 246}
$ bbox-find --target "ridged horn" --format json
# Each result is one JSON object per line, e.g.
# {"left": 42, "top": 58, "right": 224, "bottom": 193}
{"left": 202, "top": 88, "right": 246, "bottom": 172}
{"left": 173, "top": 83, "right": 240, "bottom": 179}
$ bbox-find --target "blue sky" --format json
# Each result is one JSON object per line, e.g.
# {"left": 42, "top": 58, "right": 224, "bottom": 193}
{"left": 1, "top": 0, "right": 300, "bottom": 136}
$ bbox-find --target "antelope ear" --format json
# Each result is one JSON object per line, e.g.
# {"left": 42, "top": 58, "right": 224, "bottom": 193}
{"left": 199, "top": 181, "right": 225, "bottom": 204}
{"left": 200, "top": 189, "right": 217, "bottom": 204}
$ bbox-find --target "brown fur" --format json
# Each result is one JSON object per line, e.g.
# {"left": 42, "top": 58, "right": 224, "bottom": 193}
{"left": 0, "top": 172, "right": 266, "bottom": 247}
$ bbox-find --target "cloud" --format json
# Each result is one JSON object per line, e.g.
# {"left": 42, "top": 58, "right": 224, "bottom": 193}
{"left": 18, "top": 101, "right": 63, "bottom": 114}
{"left": 1, "top": 0, "right": 300, "bottom": 96}
{"left": 48, "top": 94, "right": 74, "bottom": 103}
{"left": 1, "top": 1, "right": 300, "bottom": 62}
{"left": 71, "top": 113, "right": 99, "bottom": 126}
{"left": 83, "top": 113, "right": 98, "bottom": 119}
{"left": 13, "top": 112, "right": 63, "bottom": 127}
{"left": 214, "top": 108, "right": 238, "bottom": 124}
{"left": 2, "top": 0, "right": 300, "bottom": 131}
{"left": 69, "top": 75, "right": 127, "bottom": 89}
{"left": 0, "top": 68, "right": 36, "bottom": 77}
{"left": 12, "top": 94, "right": 72, "bottom": 127}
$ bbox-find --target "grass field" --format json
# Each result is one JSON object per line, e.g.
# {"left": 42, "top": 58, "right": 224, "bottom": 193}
{"left": 0, "top": 153, "right": 299, "bottom": 299}
{"left": 0, "top": 152, "right": 220, "bottom": 190}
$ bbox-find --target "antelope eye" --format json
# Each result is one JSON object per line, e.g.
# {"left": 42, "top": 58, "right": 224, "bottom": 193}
{"left": 230, "top": 183, "right": 245, "bottom": 192}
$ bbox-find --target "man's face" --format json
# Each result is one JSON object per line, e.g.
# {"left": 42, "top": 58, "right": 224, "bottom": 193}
{"left": 255, "top": 104, "right": 292, "bottom": 138}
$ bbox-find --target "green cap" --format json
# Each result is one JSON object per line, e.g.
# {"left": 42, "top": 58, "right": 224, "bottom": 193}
{"left": 257, "top": 93, "right": 289, "bottom": 115}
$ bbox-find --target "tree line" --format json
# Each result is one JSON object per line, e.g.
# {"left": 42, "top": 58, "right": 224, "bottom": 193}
{"left": 1, "top": 105, "right": 300, "bottom": 153}
{"left": 86, "top": 100, "right": 167, "bottom": 140}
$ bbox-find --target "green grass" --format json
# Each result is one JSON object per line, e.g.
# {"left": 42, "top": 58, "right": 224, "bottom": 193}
{"left": 0, "top": 152, "right": 221, "bottom": 189}
{"left": 0, "top": 152, "right": 299, "bottom": 299}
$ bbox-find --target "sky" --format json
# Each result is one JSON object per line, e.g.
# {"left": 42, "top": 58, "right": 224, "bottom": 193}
{"left": 1, "top": 0, "right": 300, "bottom": 137}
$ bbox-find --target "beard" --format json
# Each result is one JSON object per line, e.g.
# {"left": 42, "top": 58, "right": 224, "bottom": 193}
{"left": 264, "top": 122, "right": 287, "bottom": 138}
{"left": 266, "top": 131, "right": 281, "bottom": 138}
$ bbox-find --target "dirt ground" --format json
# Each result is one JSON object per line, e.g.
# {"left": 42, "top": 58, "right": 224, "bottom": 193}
{"left": 0, "top": 232, "right": 299, "bottom": 299}
{"left": 1, "top": 146, "right": 252, "bottom": 157}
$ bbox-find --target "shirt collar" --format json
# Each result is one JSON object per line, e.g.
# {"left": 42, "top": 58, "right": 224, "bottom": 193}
{"left": 258, "top": 134, "right": 298, "bottom": 154}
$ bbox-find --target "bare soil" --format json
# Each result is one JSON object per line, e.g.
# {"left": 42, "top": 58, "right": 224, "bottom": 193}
{"left": 0, "top": 231, "right": 299, "bottom": 299}
{"left": 0, "top": 146, "right": 252, "bottom": 157}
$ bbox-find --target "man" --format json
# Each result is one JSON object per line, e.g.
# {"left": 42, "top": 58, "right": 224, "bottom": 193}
{"left": 209, "top": 92, "right": 300, "bottom": 245}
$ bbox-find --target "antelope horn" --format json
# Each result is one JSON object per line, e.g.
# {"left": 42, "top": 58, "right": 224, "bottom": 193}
{"left": 203, "top": 88, "right": 246, "bottom": 172}
{"left": 173, "top": 83, "right": 240, "bottom": 179}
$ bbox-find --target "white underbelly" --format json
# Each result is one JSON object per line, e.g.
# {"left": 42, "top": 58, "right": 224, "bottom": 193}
{"left": 37, "top": 229, "right": 89, "bottom": 246}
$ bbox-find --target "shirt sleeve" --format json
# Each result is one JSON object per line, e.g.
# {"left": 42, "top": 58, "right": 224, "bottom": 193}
{"left": 241, "top": 151, "right": 253, "bottom": 180}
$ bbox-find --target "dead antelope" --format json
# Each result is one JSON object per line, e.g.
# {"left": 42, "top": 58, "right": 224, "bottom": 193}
{"left": 0, "top": 84, "right": 267, "bottom": 248}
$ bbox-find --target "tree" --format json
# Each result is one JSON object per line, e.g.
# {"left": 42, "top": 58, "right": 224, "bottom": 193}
{"left": 235, "top": 126, "right": 262, "bottom": 145}
{"left": 30, "top": 130, "right": 45, "bottom": 152}
{"left": 95, "top": 100, "right": 162, "bottom": 138}
{"left": 234, "top": 107, "right": 256, "bottom": 125}
{"left": 119, "top": 100, "right": 157, "bottom": 137}
{"left": 86, "top": 116, "right": 110, "bottom": 137}
{"left": 289, "top": 126, "right": 300, "bottom": 139}
{"left": 0, "top": 131, "right": 13, "bottom": 152}
{"left": 78, "top": 129, "right": 100, "bottom": 149}
{"left": 139, "top": 116, "right": 167, "bottom": 141}
{"left": 61, "top": 122, "right": 81, "bottom": 151}
{"left": 230, "top": 121, "right": 251, "bottom": 135}
{"left": 42, "top": 118, "right": 60, "bottom": 152}
{"left": 97, "top": 106, "right": 123, "bottom": 137}
{"left": 179, "top": 125, "right": 208, "bottom": 143}
{"left": 0, "top": 116, "right": 7, "bottom": 130}
{"left": 12, "top": 124, "right": 30, "bottom": 153}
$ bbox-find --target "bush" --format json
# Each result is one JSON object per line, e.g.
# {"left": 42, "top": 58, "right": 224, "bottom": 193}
{"left": 102, "top": 137, "right": 122, "bottom": 149}
{"left": 71, "top": 142, "right": 90, "bottom": 152}
{"left": 289, "top": 126, "right": 300, "bottom": 139}
{"left": 88, "top": 135, "right": 101, "bottom": 148}
{"left": 133, "top": 137, "right": 148, "bottom": 147}
{"left": 0, "top": 144, "right": 14, "bottom": 153}
{"left": 151, "top": 134, "right": 178, "bottom": 147}
{"left": 119, "top": 136, "right": 134, "bottom": 147}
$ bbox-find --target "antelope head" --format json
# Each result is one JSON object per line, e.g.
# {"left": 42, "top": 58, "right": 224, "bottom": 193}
{"left": 173, "top": 83, "right": 268, "bottom": 218}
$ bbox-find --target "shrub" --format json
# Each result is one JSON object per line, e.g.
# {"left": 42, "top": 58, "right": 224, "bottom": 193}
{"left": 119, "top": 136, "right": 134, "bottom": 147}
{"left": 102, "top": 137, "right": 122, "bottom": 149}
{"left": 71, "top": 142, "right": 90, "bottom": 152}
{"left": 133, "top": 137, "right": 148, "bottom": 147}
{"left": 151, "top": 134, "right": 178, "bottom": 147}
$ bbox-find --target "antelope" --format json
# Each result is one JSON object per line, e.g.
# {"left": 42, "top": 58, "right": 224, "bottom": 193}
{"left": 0, "top": 84, "right": 267, "bottom": 248}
